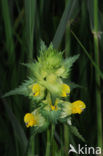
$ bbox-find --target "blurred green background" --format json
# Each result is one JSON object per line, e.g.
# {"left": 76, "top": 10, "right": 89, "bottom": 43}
{"left": 0, "top": 0, "right": 103, "bottom": 156}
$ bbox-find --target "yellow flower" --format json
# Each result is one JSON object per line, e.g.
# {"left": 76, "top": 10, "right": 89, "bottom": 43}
{"left": 61, "top": 83, "right": 70, "bottom": 97}
{"left": 72, "top": 100, "right": 86, "bottom": 114}
{"left": 50, "top": 99, "right": 59, "bottom": 111}
{"left": 29, "top": 83, "right": 40, "bottom": 96}
{"left": 43, "top": 94, "right": 60, "bottom": 111}
{"left": 51, "top": 105, "right": 57, "bottom": 111}
{"left": 24, "top": 110, "right": 46, "bottom": 128}
{"left": 24, "top": 113, "right": 37, "bottom": 128}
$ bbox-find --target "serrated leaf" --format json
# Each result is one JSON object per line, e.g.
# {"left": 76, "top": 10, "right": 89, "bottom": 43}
{"left": 40, "top": 40, "right": 47, "bottom": 53}
{"left": 64, "top": 54, "right": 79, "bottom": 71}
{"left": 2, "top": 78, "right": 34, "bottom": 98}
{"left": 69, "top": 125, "right": 85, "bottom": 142}
{"left": 62, "top": 54, "right": 79, "bottom": 78}
{"left": 65, "top": 81, "right": 85, "bottom": 91}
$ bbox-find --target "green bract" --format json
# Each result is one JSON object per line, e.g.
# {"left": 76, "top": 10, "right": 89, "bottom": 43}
{"left": 3, "top": 41, "right": 86, "bottom": 135}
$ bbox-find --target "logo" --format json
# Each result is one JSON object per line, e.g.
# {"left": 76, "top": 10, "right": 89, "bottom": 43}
{"left": 69, "top": 144, "right": 78, "bottom": 154}
{"left": 68, "top": 144, "right": 101, "bottom": 155}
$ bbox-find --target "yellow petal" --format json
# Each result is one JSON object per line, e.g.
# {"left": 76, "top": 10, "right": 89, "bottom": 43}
{"left": 24, "top": 113, "right": 37, "bottom": 127}
{"left": 32, "top": 83, "right": 40, "bottom": 96}
{"left": 72, "top": 100, "right": 86, "bottom": 114}
{"left": 51, "top": 105, "right": 57, "bottom": 111}
{"left": 61, "top": 84, "right": 70, "bottom": 97}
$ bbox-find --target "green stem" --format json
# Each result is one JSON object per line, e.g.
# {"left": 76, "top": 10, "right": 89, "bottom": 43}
{"left": 93, "top": 0, "right": 102, "bottom": 148}
{"left": 31, "top": 135, "right": 35, "bottom": 155}
{"left": 60, "top": 126, "right": 64, "bottom": 156}
{"left": 51, "top": 124, "right": 55, "bottom": 156}
{"left": 64, "top": 124, "right": 69, "bottom": 155}
{"left": 25, "top": 134, "right": 35, "bottom": 156}
{"left": 51, "top": 124, "right": 55, "bottom": 141}
{"left": 45, "top": 129, "right": 51, "bottom": 156}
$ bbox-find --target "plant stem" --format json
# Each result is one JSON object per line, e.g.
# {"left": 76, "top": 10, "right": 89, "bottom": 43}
{"left": 64, "top": 124, "right": 69, "bottom": 155}
{"left": 60, "top": 126, "right": 64, "bottom": 156}
{"left": 51, "top": 124, "right": 55, "bottom": 156}
{"left": 31, "top": 135, "right": 35, "bottom": 155}
{"left": 93, "top": 0, "right": 102, "bottom": 148}
{"left": 51, "top": 124, "right": 55, "bottom": 141}
{"left": 45, "top": 129, "right": 51, "bottom": 156}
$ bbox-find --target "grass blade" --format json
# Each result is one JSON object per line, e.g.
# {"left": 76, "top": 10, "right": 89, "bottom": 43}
{"left": 52, "top": 0, "right": 79, "bottom": 48}
{"left": 93, "top": 0, "right": 102, "bottom": 148}
{"left": 1, "top": 0, "right": 15, "bottom": 63}
{"left": 24, "top": 0, "right": 36, "bottom": 60}
{"left": 2, "top": 99, "right": 28, "bottom": 155}
{"left": 71, "top": 30, "right": 103, "bottom": 80}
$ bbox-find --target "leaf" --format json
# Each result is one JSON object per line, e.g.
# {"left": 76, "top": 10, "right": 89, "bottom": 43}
{"left": 1, "top": 0, "right": 15, "bottom": 63}
{"left": 24, "top": 0, "right": 37, "bottom": 60}
{"left": 69, "top": 125, "right": 85, "bottom": 142}
{"left": 40, "top": 40, "right": 47, "bottom": 53}
{"left": 62, "top": 54, "right": 79, "bottom": 78}
{"left": 52, "top": 0, "right": 79, "bottom": 48}
{"left": 64, "top": 54, "right": 79, "bottom": 70}
{"left": 66, "top": 81, "right": 84, "bottom": 90}
{"left": 3, "top": 100, "right": 28, "bottom": 154}
{"left": 2, "top": 78, "right": 34, "bottom": 98}
{"left": 87, "top": 0, "right": 94, "bottom": 30}
{"left": 71, "top": 30, "right": 103, "bottom": 80}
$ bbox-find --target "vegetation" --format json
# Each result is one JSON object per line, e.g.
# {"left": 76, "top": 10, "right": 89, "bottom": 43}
{"left": 0, "top": 0, "right": 103, "bottom": 156}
